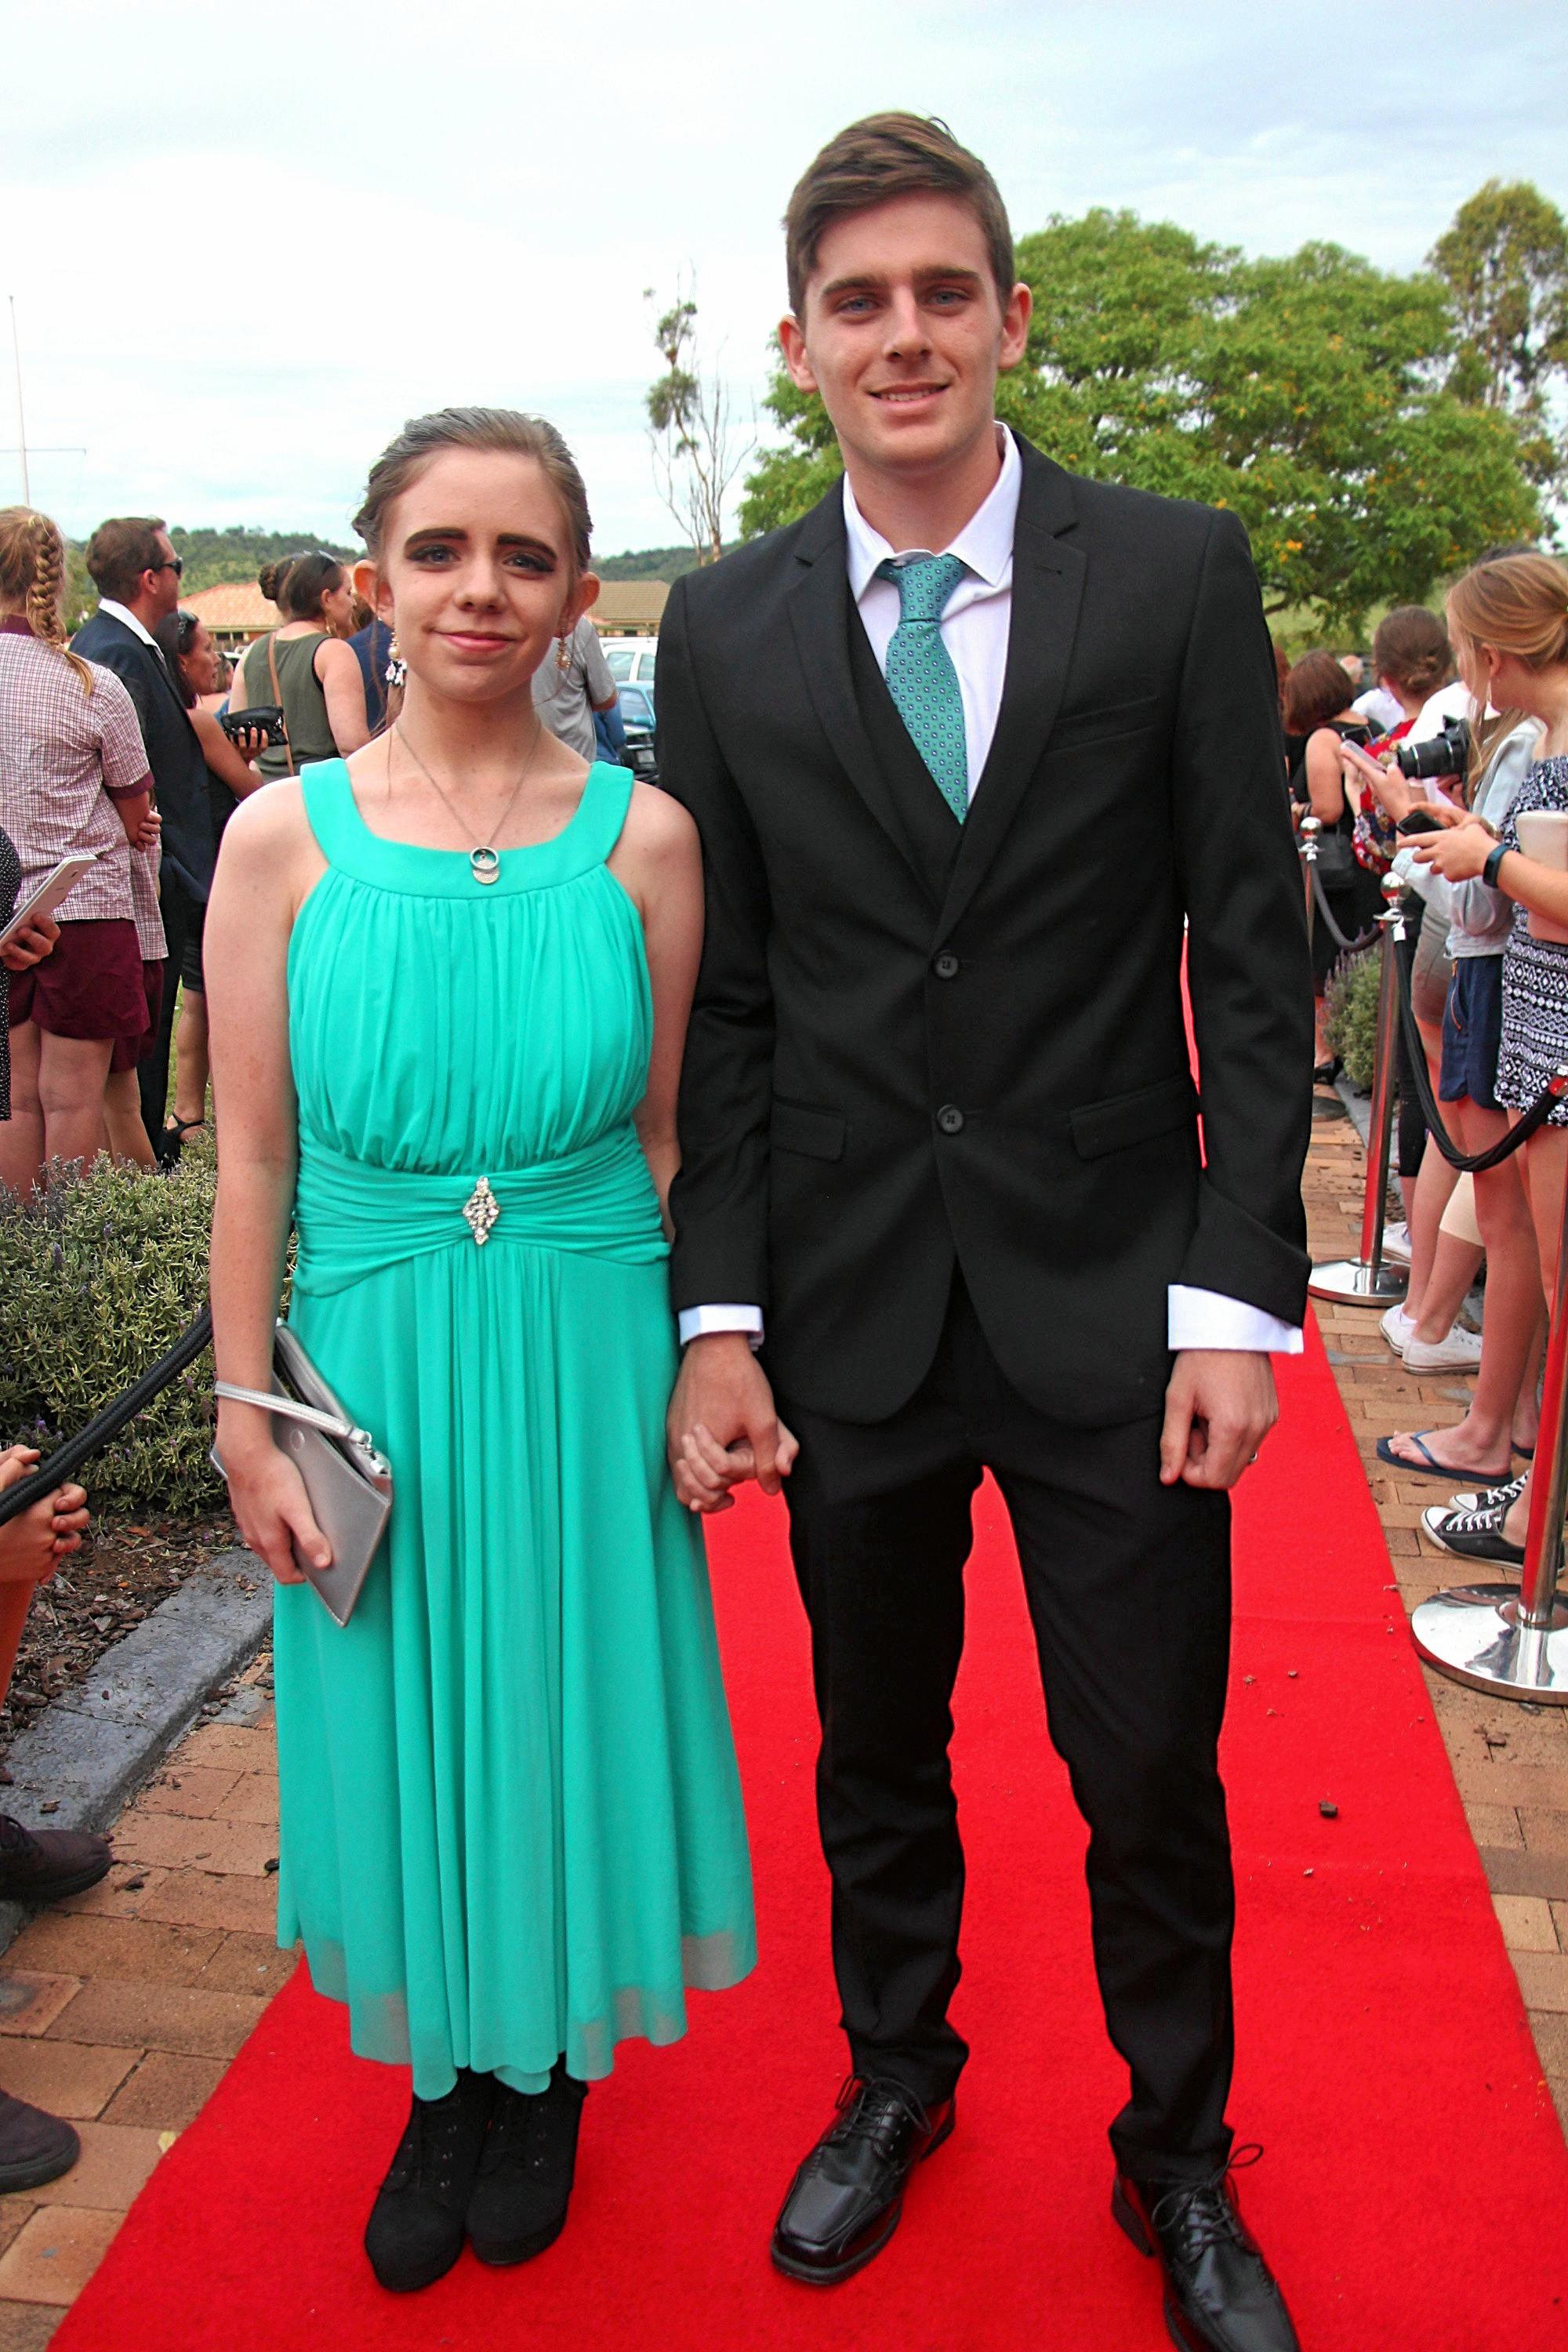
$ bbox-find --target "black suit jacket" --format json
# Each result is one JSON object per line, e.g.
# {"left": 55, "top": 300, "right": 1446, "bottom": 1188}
{"left": 71, "top": 611, "right": 216, "bottom": 901}
{"left": 659, "top": 434, "right": 1312, "bottom": 1429}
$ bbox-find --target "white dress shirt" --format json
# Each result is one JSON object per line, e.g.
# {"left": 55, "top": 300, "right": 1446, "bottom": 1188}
{"left": 681, "top": 429, "right": 1301, "bottom": 1356}
{"left": 96, "top": 598, "right": 158, "bottom": 651}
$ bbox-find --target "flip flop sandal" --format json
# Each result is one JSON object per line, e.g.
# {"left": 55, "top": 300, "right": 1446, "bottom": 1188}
{"left": 1376, "top": 1432, "right": 1512, "bottom": 1483}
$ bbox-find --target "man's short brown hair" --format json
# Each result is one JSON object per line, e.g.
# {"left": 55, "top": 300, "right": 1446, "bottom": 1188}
{"left": 83, "top": 516, "right": 168, "bottom": 604}
{"left": 784, "top": 113, "right": 1014, "bottom": 318}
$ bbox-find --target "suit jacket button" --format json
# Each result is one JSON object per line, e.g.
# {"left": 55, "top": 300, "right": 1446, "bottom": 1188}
{"left": 933, "top": 951, "right": 960, "bottom": 980}
{"left": 936, "top": 1105, "right": 965, "bottom": 1136}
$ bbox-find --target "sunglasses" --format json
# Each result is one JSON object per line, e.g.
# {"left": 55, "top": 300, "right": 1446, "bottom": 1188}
{"left": 151, "top": 557, "right": 184, "bottom": 578}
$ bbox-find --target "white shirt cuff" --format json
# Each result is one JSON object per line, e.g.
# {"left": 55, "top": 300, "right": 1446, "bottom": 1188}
{"left": 1167, "top": 1285, "right": 1303, "bottom": 1355}
{"left": 678, "top": 1304, "right": 765, "bottom": 1348}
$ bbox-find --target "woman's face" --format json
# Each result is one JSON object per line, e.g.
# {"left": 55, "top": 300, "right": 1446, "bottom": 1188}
{"left": 320, "top": 575, "right": 356, "bottom": 637}
{"left": 180, "top": 620, "right": 220, "bottom": 696}
{"left": 375, "top": 450, "right": 598, "bottom": 710}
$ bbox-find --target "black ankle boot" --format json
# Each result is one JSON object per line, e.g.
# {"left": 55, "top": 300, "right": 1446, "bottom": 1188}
{"left": 466, "top": 2062, "right": 587, "bottom": 2267}
{"left": 364, "top": 2069, "right": 494, "bottom": 2293}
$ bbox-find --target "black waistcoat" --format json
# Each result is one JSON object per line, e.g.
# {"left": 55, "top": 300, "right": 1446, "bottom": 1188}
{"left": 844, "top": 607, "right": 962, "bottom": 900}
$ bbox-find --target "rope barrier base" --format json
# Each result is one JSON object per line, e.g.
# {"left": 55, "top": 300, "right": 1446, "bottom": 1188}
{"left": 1411, "top": 1582, "right": 1568, "bottom": 1705}
{"left": 1307, "top": 1254, "right": 1409, "bottom": 1307}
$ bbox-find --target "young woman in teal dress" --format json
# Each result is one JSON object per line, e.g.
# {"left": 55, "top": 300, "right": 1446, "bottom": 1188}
{"left": 205, "top": 408, "right": 760, "bottom": 2294}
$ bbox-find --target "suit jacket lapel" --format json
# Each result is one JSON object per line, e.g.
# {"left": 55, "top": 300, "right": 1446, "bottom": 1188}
{"left": 936, "top": 441, "right": 1085, "bottom": 941}
{"left": 786, "top": 490, "right": 930, "bottom": 895}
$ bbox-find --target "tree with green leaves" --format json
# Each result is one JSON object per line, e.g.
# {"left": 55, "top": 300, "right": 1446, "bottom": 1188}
{"left": 740, "top": 203, "right": 1545, "bottom": 631}
{"left": 1430, "top": 179, "right": 1568, "bottom": 485}
{"left": 645, "top": 281, "right": 751, "bottom": 564}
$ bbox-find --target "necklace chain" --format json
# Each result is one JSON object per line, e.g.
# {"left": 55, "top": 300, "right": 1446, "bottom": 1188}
{"left": 393, "top": 720, "right": 545, "bottom": 883}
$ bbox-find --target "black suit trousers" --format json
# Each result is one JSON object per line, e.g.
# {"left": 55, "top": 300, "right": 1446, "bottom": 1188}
{"left": 136, "top": 873, "right": 201, "bottom": 1142}
{"left": 777, "top": 1278, "right": 1236, "bottom": 2183}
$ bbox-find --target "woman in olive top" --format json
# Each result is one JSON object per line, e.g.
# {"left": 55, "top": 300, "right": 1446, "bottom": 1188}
{"left": 231, "top": 554, "right": 370, "bottom": 782}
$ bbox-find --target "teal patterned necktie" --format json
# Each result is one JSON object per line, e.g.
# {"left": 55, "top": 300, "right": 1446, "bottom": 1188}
{"left": 877, "top": 554, "right": 969, "bottom": 821}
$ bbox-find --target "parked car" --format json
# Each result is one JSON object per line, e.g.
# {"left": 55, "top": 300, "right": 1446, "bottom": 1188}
{"left": 617, "top": 681, "right": 659, "bottom": 784}
{"left": 601, "top": 637, "right": 659, "bottom": 688}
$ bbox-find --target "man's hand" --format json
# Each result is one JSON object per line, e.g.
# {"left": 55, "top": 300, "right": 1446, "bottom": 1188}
{"left": 666, "top": 1331, "right": 799, "bottom": 1514}
{"left": 1160, "top": 1350, "right": 1278, "bottom": 1490}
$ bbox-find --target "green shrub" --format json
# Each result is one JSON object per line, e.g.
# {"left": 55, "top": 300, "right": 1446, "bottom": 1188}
{"left": 1323, "top": 947, "right": 1382, "bottom": 1091}
{"left": 0, "top": 1158, "right": 220, "bottom": 1515}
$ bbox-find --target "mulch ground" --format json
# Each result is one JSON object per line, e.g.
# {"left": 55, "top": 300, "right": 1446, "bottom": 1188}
{"left": 0, "top": 1508, "right": 239, "bottom": 1762}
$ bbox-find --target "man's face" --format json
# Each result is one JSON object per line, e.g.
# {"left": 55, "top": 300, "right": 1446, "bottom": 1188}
{"left": 779, "top": 192, "right": 1030, "bottom": 485}
{"left": 144, "top": 532, "right": 182, "bottom": 621}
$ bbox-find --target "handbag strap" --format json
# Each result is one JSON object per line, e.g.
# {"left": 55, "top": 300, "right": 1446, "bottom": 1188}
{"left": 264, "top": 631, "right": 296, "bottom": 777}
{"left": 213, "top": 1379, "right": 360, "bottom": 1443}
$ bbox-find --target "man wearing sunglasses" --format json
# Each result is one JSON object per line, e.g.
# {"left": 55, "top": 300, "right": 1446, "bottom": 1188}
{"left": 73, "top": 518, "right": 216, "bottom": 1146}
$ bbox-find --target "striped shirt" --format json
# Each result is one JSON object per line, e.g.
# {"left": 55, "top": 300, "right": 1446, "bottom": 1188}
{"left": 0, "top": 615, "right": 151, "bottom": 923}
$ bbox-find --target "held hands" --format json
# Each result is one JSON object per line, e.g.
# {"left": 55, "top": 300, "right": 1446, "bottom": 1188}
{"left": 666, "top": 1333, "right": 800, "bottom": 1514}
{"left": 216, "top": 1408, "right": 332, "bottom": 1586}
{"left": 1160, "top": 1351, "right": 1278, "bottom": 1490}
{"left": 1409, "top": 819, "right": 1497, "bottom": 883}
{"left": 0, "top": 911, "right": 59, "bottom": 974}
{"left": 123, "top": 803, "right": 162, "bottom": 851}
{"left": 0, "top": 1446, "right": 89, "bottom": 1582}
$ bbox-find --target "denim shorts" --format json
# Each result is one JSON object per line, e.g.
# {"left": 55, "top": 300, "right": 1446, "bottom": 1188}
{"left": 1439, "top": 955, "right": 1504, "bottom": 1111}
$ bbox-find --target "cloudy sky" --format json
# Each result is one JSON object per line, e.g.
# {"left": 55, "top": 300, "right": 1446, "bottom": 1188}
{"left": 5, "top": 0, "right": 1566, "bottom": 557}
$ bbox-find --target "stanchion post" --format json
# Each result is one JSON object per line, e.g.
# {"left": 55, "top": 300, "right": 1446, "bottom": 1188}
{"left": 1299, "top": 815, "right": 1320, "bottom": 959}
{"left": 1308, "top": 874, "right": 1410, "bottom": 1308}
{"left": 1413, "top": 1073, "right": 1568, "bottom": 1703}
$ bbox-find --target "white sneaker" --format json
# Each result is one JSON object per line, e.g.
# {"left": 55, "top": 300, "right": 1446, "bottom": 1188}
{"left": 1380, "top": 1305, "right": 1417, "bottom": 1357}
{"left": 1381, "top": 1221, "right": 1414, "bottom": 1265}
{"left": 1404, "top": 1324, "right": 1484, "bottom": 1373}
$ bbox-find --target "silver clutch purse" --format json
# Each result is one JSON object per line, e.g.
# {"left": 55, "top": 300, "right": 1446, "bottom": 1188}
{"left": 212, "top": 1322, "right": 393, "bottom": 1627}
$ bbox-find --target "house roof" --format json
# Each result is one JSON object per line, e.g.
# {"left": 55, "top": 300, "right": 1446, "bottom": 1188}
{"left": 180, "top": 580, "right": 277, "bottom": 635}
{"left": 590, "top": 580, "right": 668, "bottom": 630}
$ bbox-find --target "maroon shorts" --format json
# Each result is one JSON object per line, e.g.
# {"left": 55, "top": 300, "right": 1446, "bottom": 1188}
{"left": 7, "top": 918, "right": 149, "bottom": 1047}
{"left": 110, "top": 960, "right": 165, "bottom": 1073}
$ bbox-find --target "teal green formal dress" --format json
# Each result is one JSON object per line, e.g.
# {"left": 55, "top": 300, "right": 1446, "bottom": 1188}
{"left": 271, "top": 759, "right": 756, "bottom": 2098}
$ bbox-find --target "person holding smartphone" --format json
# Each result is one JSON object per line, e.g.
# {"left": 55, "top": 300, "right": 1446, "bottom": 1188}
{"left": 0, "top": 508, "right": 159, "bottom": 1195}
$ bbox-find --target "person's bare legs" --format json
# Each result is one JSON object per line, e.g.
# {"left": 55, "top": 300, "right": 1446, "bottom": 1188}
{"left": 0, "top": 1022, "right": 45, "bottom": 1196}
{"left": 1400, "top": 1018, "right": 1459, "bottom": 1324}
{"left": 1409, "top": 1225, "right": 1483, "bottom": 1344}
{"left": 171, "top": 985, "right": 209, "bottom": 1132}
{"left": 102, "top": 1069, "right": 156, "bottom": 1171}
{"left": 1385, "top": 1101, "right": 1541, "bottom": 1477}
{"left": 35, "top": 1033, "right": 113, "bottom": 1177}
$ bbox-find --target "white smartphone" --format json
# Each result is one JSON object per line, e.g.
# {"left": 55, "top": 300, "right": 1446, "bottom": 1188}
{"left": 0, "top": 855, "right": 97, "bottom": 951}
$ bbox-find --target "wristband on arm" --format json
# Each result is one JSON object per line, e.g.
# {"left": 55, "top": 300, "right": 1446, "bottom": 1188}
{"left": 1483, "top": 843, "right": 1509, "bottom": 890}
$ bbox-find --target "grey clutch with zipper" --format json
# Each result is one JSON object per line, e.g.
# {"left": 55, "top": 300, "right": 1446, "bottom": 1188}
{"left": 212, "top": 1321, "right": 393, "bottom": 1628}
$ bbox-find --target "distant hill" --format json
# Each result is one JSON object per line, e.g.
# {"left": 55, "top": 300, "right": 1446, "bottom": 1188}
{"left": 168, "top": 526, "right": 360, "bottom": 594}
{"left": 594, "top": 543, "right": 737, "bottom": 581}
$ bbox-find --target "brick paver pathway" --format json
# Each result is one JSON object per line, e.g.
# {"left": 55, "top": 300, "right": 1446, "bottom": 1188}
{"left": 0, "top": 1091, "right": 1564, "bottom": 2338}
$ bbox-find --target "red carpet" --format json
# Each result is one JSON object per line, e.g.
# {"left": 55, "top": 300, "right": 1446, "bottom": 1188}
{"left": 53, "top": 1325, "right": 1568, "bottom": 2350}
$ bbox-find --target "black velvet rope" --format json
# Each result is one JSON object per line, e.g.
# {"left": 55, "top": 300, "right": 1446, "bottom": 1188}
{"left": 1308, "top": 861, "right": 1381, "bottom": 956}
{"left": 1390, "top": 944, "right": 1564, "bottom": 1172}
{"left": 0, "top": 1306, "right": 212, "bottom": 1529}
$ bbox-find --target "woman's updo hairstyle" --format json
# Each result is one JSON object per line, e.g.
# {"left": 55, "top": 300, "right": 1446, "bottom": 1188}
{"left": 1447, "top": 552, "right": 1568, "bottom": 674}
{"left": 258, "top": 550, "right": 345, "bottom": 622}
{"left": 354, "top": 407, "right": 593, "bottom": 579}
{"left": 0, "top": 506, "right": 93, "bottom": 692}
{"left": 1370, "top": 605, "right": 1452, "bottom": 702}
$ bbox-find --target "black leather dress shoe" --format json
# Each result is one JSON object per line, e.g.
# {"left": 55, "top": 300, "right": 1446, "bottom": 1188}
{"left": 1113, "top": 2155, "right": 1299, "bottom": 2352}
{"left": 771, "top": 2077, "right": 953, "bottom": 2285}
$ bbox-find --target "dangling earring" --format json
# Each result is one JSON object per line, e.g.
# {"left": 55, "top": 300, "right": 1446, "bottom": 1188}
{"left": 385, "top": 629, "right": 407, "bottom": 691}
{"left": 555, "top": 633, "right": 572, "bottom": 673}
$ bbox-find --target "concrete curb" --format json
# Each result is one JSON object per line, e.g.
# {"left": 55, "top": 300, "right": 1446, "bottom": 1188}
{"left": 0, "top": 1546, "right": 270, "bottom": 1958}
{"left": 1334, "top": 1071, "right": 1372, "bottom": 1146}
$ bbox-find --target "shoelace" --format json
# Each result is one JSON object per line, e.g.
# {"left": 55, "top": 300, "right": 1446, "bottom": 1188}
{"left": 826, "top": 2075, "right": 932, "bottom": 2158}
{"left": 1148, "top": 2143, "right": 1261, "bottom": 2259}
{"left": 1438, "top": 1497, "right": 1516, "bottom": 1539}
{"left": 387, "top": 2082, "right": 477, "bottom": 2195}
{"left": 481, "top": 2083, "right": 561, "bottom": 2177}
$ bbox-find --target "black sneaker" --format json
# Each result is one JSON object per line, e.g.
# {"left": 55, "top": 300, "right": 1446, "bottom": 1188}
{"left": 0, "top": 2091, "right": 79, "bottom": 2194}
{"left": 1421, "top": 1496, "right": 1525, "bottom": 1565}
{"left": 466, "top": 2063, "right": 587, "bottom": 2267}
{"left": 0, "top": 1817, "right": 111, "bottom": 1905}
{"left": 364, "top": 2070, "right": 493, "bottom": 2292}
{"left": 1445, "top": 1473, "right": 1527, "bottom": 1518}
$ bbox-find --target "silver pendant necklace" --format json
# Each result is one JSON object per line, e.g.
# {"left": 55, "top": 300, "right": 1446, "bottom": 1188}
{"left": 394, "top": 719, "right": 545, "bottom": 885}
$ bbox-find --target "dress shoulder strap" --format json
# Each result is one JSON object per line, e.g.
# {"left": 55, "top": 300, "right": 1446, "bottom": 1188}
{"left": 570, "top": 760, "right": 637, "bottom": 869}
{"left": 299, "top": 758, "right": 359, "bottom": 866}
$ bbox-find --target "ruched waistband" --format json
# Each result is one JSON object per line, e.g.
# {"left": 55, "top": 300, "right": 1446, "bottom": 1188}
{"left": 292, "top": 1124, "right": 668, "bottom": 1296}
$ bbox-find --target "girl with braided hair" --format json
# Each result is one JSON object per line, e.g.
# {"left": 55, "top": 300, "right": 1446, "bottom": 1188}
{"left": 0, "top": 507, "right": 162, "bottom": 1193}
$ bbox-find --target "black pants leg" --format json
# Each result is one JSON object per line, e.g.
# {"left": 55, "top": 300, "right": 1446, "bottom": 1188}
{"left": 777, "top": 1280, "right": 1236, "bottom": 2180}
{"left": 137, "top": 875, "right": 198, "bottom": 1142}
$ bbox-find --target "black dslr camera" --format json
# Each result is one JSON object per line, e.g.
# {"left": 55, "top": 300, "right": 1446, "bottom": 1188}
{"left": 1394, "top": 717, "right": 1471, "bottom": 782}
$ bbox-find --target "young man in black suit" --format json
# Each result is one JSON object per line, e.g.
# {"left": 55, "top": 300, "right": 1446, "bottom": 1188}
{"left": 659, "top": 116, "right": 1311, "bottom": 2352}
{"left": 72, "top": 517, "right": 217, "bottom": 1146}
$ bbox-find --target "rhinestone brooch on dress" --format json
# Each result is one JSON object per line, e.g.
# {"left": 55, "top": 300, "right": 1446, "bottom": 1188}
{"left": 461, "top": 1178, "right": 500, "bottom": 1247}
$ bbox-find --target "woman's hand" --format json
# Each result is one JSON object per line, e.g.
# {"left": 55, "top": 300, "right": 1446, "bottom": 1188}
{"left": 122, "top": 800, "right": 162, "bottom": 851}
{"left": 1338, "top": 738, "right": 1412, "bottom": 822}
{"left": 1410, "top": 821, "right": 1497, "bottom": 882}
{"left": 0, "top": 912, "right": 60, "bottom": 972}
{"left": 0, "top": 1447, "right": 89, "bottom": 1582}
{"left": 218, "top": 1421, "right": 331, "bottom": 1586}
{"left": 673, "top": 1415, "right": 801, "bottom": 1514}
